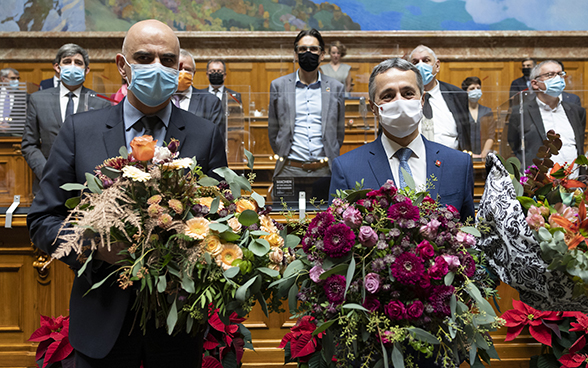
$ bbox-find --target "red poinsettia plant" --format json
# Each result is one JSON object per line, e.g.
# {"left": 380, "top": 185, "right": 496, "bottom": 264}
{"left": 29, "top": 315, "right": 74, "bottom": 368}
{"left": 203, "top": 306, "right": 253, "bottom": 367}
{"left": 279, "top": 316, "right": 324, "bottom": 363}
{"left": 503, "top": 300, "right": 588, "bottom": 368}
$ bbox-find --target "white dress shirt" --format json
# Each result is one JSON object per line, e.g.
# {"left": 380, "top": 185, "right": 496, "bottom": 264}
{"left": 176, "top": 86, "right": 193, "bottom": 111}
{"left": 536, "top": 96, "right": 577, "bottom": 167}
{"left": 208, "top": 85, "right": 224, "bottom": 101}
{"left": 428, "top": 82, "right": 459, "bottom": 149}
{"left": 381, "top": 133, "right": 428, "bottom": 191}
{"left": 59, "top": 83, "right": 83, "bottom": 123}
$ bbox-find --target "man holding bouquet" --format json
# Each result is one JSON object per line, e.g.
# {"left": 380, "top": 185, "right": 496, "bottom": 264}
{"left": 329, "top": 58, "right": 474, "bottom": 223}
{"left": 27, "top": 20, "right": 227, "bottom": 367}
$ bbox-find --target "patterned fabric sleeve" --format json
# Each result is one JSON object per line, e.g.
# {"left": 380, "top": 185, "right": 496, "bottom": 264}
{"left": 475, "top": 153, "right": 588, "bottom": 311}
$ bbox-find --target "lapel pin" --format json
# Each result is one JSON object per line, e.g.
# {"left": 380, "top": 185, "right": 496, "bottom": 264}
{"left": 326, "top": 87, "right": 330, "bottom": 92}
{"left": 435, "top": 160, "right": 441, "bottom": 167}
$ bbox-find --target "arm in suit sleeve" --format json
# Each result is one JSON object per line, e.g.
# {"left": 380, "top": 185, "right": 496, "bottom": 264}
{"left": 209, "top": 98, "right": 224, "bottom": 127}
{"left": 21, "top": 95, "right": 47, "bottom": 179}
{"left": 267, "top": 81, "right": 280, "bottom": 154}
{"left": 328, "top": 157, "right": 348, "bottom": 204}
{"left": 336, "top": 84, "right": 346, "bottom": 148}
{"left": 460, "top": 155, "right": 475, "bottom": 223}
{"left": 507, "top": 108, "right": 522, "bottom": 157}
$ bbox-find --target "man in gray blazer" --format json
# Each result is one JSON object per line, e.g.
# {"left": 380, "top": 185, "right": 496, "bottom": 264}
{"left": 268, "top": 29, "right": 345, "bottom": 179}
{"left": 21, "top": 43, "right": 110, "bottom": 193}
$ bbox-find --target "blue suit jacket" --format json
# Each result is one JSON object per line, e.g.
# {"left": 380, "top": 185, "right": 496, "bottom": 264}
{"left": 27, "top": 101, "right": 227, "bottom": 359}
{"left": 39, "top": 78, "right": 55, "bottom": 90}
{"left": 329, "top": 135, "right": 475, "bottom": 222}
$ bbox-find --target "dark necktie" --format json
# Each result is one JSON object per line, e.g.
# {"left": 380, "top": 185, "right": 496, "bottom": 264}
{"left": 140, "top": 115, "right": 160, "bottom": 137}
{"left": 423, "top": 92, "right": 433, "bottom": 119}
{"left": 65, "top": 92, "right": 75, "bottom": 120}
{"left": 396, "top": 147, "right": 413, "bottom": 189}
{"left": 213, "top": 88, "right": 220, "bottom": 98}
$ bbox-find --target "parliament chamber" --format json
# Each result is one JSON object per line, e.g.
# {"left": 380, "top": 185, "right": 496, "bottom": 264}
{"left": 2, "top": 30, "right": 588, "bottom": 367}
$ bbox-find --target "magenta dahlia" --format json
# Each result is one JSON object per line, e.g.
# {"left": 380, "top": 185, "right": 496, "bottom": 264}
{"left": 387, "top": 199, "right": 420, "bottom": 222}
{"left": 307, "top": 212, "right": 335, "bottom": 239}
{"left": 323, "top": 223, "right": 356, "bottom": 258}
{"left": 390, "top": 252, "right": 425, "bottom": 285}
{"left": 323, "top": 274, "right": 346, "bottom": 305}
{"left": 429, "top": 285, "right": 455, "bottom": 316}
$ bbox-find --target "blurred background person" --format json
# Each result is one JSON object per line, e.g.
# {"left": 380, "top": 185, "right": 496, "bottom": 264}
{"left": 462, "top": 76, "right": 494, "bottom": 158}
{"left": 509, "top": 57, "right": 535, "bottom": 103}
{"left": 321, "top": 41, "right": 352, "bottom": 95}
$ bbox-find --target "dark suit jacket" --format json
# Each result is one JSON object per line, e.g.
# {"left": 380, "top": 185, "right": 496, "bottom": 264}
{"left": 508, "top": 97, "right": 586, "bottom": 168}
{"left": 21, "top": 86, "right": 111, "bottom": 181}
{"left": 328, "top": 135, "right": 475, "bottom": 223}
{"left": 563, "top": 91, "right": 582, "bottom": 107}
{"left": 27, "top": 102, "right": 227, "bottom": 359}
{"left": 39, "top": 78, "right": 56, "bottom": 90}
{"left": 268, "top": 72, "right": 346, "bottom": 175}
{"left": 186, "top": 87, "right": 223, "bottom": 126}
{"left": 509, "top": 76, "right": 529, "bottom": 100}
{"left": 194, "top": 87, "right": 242, "bottom": 108}
{"left": 438, "top": 81, "right": 471, "bottom": 152}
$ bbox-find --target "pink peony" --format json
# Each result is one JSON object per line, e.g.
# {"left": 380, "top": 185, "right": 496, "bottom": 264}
{"left": 526, "top": 206, "right": 546, "bottom": 230}
{"left": 342, "top": 207, "right": 363, "bottom": 229}
{"left": 428, "top": 256, "right": 449, "bottom": 280}
{"left": 364, "top": 273, "right": 381, "bottom": 294}
{"left": 384, "top": 300, "right": 406, "bottom": 320}
{"left": 416, "top": 240, "right": 435, "bottom": 259}
{"left": 358, "top": 226, "right": 378, "bottom": 247}
{"left": 309, "top": 265, "right": 325, "bottom": 283}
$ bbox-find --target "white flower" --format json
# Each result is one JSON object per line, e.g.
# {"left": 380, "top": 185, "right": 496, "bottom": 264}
{"left": 163, "top": 157, "right": 193, "bottom": 170}
{"left": 122, "top": 166, "right": 152, "bottom": 182}
{"left": 152, "top": 146, "right": 172, "bottom": 164}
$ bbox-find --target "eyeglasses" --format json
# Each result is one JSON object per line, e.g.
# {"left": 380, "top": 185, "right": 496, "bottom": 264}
{"left": 296, "top": 45, "right": 322, "bottom": 54}
{"left": 537, "top": 71, "right": 566, "bottom": 80}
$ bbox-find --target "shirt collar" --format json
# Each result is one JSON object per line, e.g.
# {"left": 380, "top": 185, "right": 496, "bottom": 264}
{"left": 177, "top": 86, "right": 192, "bottom": 100}
{"left": 59, "top": 83, "right": 83, "bottom": 97}
{"left": 536, "top": 95, "right": 562, "bottom": 111}
{"left": 296, "top": 69, "right": 322, "bottom": 88}
{"left": 381, "top": 133, "right": 425, "bottom": 162}
{"left": 428, "top": 80, "right": 441, "bottom": 97}
{"left": 209, "top": 85, "right": 224, "bottom": 93}
{"left": 123, "top": 97, "right": 172, "bottom": 131}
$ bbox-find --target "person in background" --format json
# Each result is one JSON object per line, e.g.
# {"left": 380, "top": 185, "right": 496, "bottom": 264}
{"left": 195, "top": 59, "right": 241, "bottom": 107}
{"left": 509, "top": 57, "right": 535, "bottom": 103}
{"left": 39, "top": 54, "right": 62, "bottom": 90}
{"left": 320, "top": 41, "right": 352, "bottom": 94}
{"left": 555, "top": 60, "right": 582, "bottom": 107}
{"left": 0, "top": 67, "right": 24, "bottom": 132}
{"left": 461, "top": 76, "right": 495, "bottom": 158}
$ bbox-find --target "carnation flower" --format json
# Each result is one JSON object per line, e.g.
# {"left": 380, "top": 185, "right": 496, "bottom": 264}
{"left": 308, "top": 212, "right": 335, "bottom": 238}
{"left": 461, "top": 252, "right": 476, "bottom": 278}
{"left": 429, "top": 285, "right": 455, "bottom": 316}
{"left": 342, "top": 207, "right": 363, "bottom": 229}
{"left": 387, "top": 199, "right": 420, "bottom": 223}
{"left": 185, "top": 217, "right": 210, "bottom": 240}
{"left": 215, "top": 243, "right": 243, "bottom": 271}
{"left": 429, "top": 256, "right": 449, "bottom": 280}
{"left": 157, "top": 213, "right": 173, "bottom": 229}
{"left": 407, "top": 300, "right": 425, "bottom": 319}
{"left": 364, "top": 273, "right": 381, "bottom": 293}
{"left": 323, "top": 275, "right": 346, "bottom": 305}
{"left": 362, "top": 296, "right": 381, "bottom": 312}
{"left": 358, "top": 226, "right": 378, "bottom": 247}
{"left": 147, "top": 194, "right": 162, "bottom": 205}
{"left": 122, "top": 166, "right": 152, "bottom": 182}
{"left": 309, "top": 265, "right": 325, "bottom": 283}
{"left": 228, "top": 217, "right": 242, "bottom": 233}
{"left": 153, "top": 146, "right": 172, "bottom": 163}
{"left": 323, "top": 223, "right": 356, "bottom": 258}
{"left": 168, "top": 199, "right": 183, "bottom": 214}
{"left": 384, "top": 300, "right": 406, "bottom": 320}
{"left": 163, "top": 157, "right": 193, "bottom": 170}
{"left": 391, "top": 252, "right": 425, "bottom": 285}
{"left": 416, "top": 240, "right": 435, "bottom": 259}
{"left": 147, "top": 203, "right": 164, "bottom": 218}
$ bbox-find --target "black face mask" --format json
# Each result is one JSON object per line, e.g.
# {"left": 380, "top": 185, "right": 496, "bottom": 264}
{"left": 522, "top": 67, "right": 532, "bottom": 77}
{"left": 208, "top": 72, "right": 224, "bottom": 86}
{"left": 298, "top": 51, "right": 320, "bottom": 72}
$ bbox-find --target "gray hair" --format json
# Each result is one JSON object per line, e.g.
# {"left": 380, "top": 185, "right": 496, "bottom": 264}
{"left": 530, "top": 60, "right": 560, "bottom": 80}
{"left": 179, "top": 49, "right": 196, "bottom": 71}
{"left": 408, "top": 45, "right": 437, "bottom": 64}
{"left": 0, "top": 68, "right": 19, "bottom": 79}
{"left": 369, "top": 58, "right": 424, "bottom": 101}
{"left": 53, "top": 43, "right": 90, "bottom": 69}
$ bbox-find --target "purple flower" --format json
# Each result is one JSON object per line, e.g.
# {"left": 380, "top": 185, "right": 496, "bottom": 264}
{"left": 309, "top": 265, "right": 325, "bottom": 283}
{"left": 342, "top": 207, "right": 363, "bottom": 229}
{"left": 429, "top": 285, "right": 455, "bottom": 316}
{"left": 407, "top": 300, "right": 424, "bottom": 319}
{"left": 391, "top": 252, "right": 425, "bottom": 285}
{"left": 416, "top": 240, "right": 435, "bottom": 259}
{"left": 428, "top": 256, "right": 449, "bottom": 280}
{"left": 371, "top": 258, "right": 386, "bottom": 272}
{"left": 384, "top": 300, "right": 406, "bottom": 320}
{"left": 456, "top": 231, "right": 476, "bottom": 247}
{"left": 461, "top": 252, "right": 476, "bottom": 278}
{"left": 323, "top": 274, "right": 346, "bottom": 305}
{"left": 387, "top": 199, "right": 420, "bottom": 223}
{"left": 362, "top": 296, "right": 381, "bottom": 312}
{"left": 442, "top": 255, "right": 460, "bottom": 270}
{"left": 520, "top": 176, "right": 529, "bottom": 185}
{"left": 307, "top": 212, "right": 335, "bottom": 239}
{"left": 323, "top": 223, "right": 356, "bottom": 258}
{"left": 419, "top": 219, "right": 442, "bottom": 240}
{"left": 301, "top": 235, "right": 314, "bottom": 253}
{"left": 364, "top": 273, "right": 381, "bottom": 294}
{"left": 358, "top": 226, "right": 378, "bottom": 247}
{"left": 446, "top": 205, "right": 460, "bottom": 218}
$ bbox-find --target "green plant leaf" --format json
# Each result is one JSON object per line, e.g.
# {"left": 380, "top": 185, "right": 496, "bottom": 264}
{"left": 283, "top": 260, "right": 304, "bottom": 278}
{"left": 213, "top": 166, "right": 238, "bottom": 182}
{"left": 238, "top": 209, "right": 259, "bottom": 226}
{"left": 517, "top": 196, "right": 538, "bottom": 211}
{"left": 257, "top": 267, "right": 279, "bottom": 278}
{"left": 186, "top": 316, "right": 194, "bottom": 334}
{"left": 100, "top": 166, "right": 121, "bottom": 179}
{"left": 119, "top": 146, "right": 128, "bottom": 159}
{"left": 286, "top": 234, "right": 301, "bottom": 248}
{"left": 444, "top": 271, "right": 455, "bottom": 286}
{"left": 288, "top": 282, "right": 298, "bottom": 312}
{"left": 210, "top": 196, "right": 220, "bottom": 214}
{"left": 157, "top": 275, "right": 167, "bottom": 293}
{"left": 576, "top": 155, "right": 588, "bottom": 166}
{"left": 198, "top": 177, "right": 220, "bottom": 187}
{"left": 460, "top": 226, "right": 481, "bottom": 237}
{"left": 400, "top": 167, "right": 415, "bottom": 190}
{"left": 319, "top": 263, "right": 348, "bottom": 280}
{"left": 235, "top": 175, "right": 252, "bottom": 192}
{"left": 341, "top": 303, "right": 369, "bottom": 313}
{"left": 344, "top": 255, "right": 356, "bottom": 298}
{"left": 77, "top": 251, "right": 93, "bottom": 278}
{"left": 391, "top": 343, "right": 404, "bottom": 368}
{"left": 224, "top": 266, "right": 240, "bottom": 279}
{"left": 167, "top": 298, "right": 178, "bottom": 335}
{"left": 244, "top": 149, "right": 255, "bottom": 170}
{"left": 313, "top": 319, "right": 337, "bottom": 336}
{"left": 181, "top": 273, "right": 195, "bottom": 293}
{"left": 407, "top": 327, "right": 440, "bottom": 345}
{"left": 60, "top": 183, "right": 88, "bottom": 191}
{"left": 85, "top": 173, "right": 103, "bottom": 194}
{"left": 251, "top": 191, "right": 265, "bottom": 208}
{"left": 236, "top": 275, "right": 258, "bottom": 301}
{"left": 65, "top": 196, "right": 81, "bottom": 209}
{"left": 249, "top": 238, "right": 270, "bottom": 257}
{"left": 209, "top": 222, "right": 230, "bottom": 233}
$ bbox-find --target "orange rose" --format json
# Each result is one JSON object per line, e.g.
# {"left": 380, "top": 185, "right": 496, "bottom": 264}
{"left": 236, "top": 198, "right": 257, "bottom": 213}
{"left": 130, "top": 135, "right": 157, "bottom": 161}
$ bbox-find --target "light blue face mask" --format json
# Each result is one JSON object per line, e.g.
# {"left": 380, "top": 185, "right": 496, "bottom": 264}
{"left": 541, "top": 75, "right": 566, "bottom": 98}
{"left": 124, "top": 56, "right": 179, "bottom": 107}
{"left": 60, "top": 65, "right": 86, "bottom": 86}
{"left": 467, "top": 89, "right": 482, "bottom": 103}
{"left": 8, "top": 80, "right": 19, "bottom": 88}
{"left": 414, "top": 62, "right": 436, "bottom": 86}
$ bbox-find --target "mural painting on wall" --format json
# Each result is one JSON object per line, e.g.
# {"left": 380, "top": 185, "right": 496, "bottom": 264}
{"left": 1, "top": 0, "right": 586, "bottom": 32}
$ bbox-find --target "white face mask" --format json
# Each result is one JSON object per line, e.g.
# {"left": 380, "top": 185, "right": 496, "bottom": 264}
{"left": 374, "top": 99, "right": 423, "bottom": 138}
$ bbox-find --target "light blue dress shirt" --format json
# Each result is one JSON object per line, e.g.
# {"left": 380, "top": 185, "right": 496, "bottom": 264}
{"left": 288, "top": 70, "right": 325, "bottom": 162}
{"left": 123, "top": 97, "right": 171, "bottom": 152}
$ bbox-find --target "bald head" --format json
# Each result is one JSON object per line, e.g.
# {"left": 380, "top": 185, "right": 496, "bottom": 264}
{"left": 122, "top": 20, "right": 179, "bottom": 56}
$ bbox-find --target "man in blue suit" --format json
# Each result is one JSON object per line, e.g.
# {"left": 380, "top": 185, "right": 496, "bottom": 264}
{"left": 329, "top": 58, "right": 474, "bottom": 223}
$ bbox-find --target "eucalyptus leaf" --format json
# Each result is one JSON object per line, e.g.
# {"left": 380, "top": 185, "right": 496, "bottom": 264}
{"left": 238, "top": 209, "right": 259, "bottom": 227}
{"left": 400, "top": 167, "right": 415, "bottom": 190}
{"left": 85, "top": 173, "right": 102, "bottom": 194}
{"left": 157, "top": 275, "right": 167, "bottom": 293}
{"left": 65, "top": 196, "right": 81, "bottom": 209}
{"left": 230, "top": 182, "right": 241, "bottom": 199}
{"left": 60, "top": 183, "right": 88, "bottom": 191}
{"left": 286, "top": 234, "right": 301, "bottom": 248}
{"left": 213, "top": 166, "right": 238, "bottom": 182}
{"left": 249, "top": 230, "right": 270, "bottom": 236}
{"left": 249, "top": 238, "right": 270, "bottom": 257}
{"left": 198, "top": 176, "right": 220, "bottom": 187}
{"left": 341, "top": 303, "right": 369, "bottom": 313}
{"left": 224, "top": 266, "right": 240, "bottom": 279}
{"left": 235, "top": 175, "right": 252, "bottom": 192}
{"left": 167, "top": 299, "right": 178, "bottom": 335}
{"left": 444, "top": 272, "right": 455, "bottom": 286}
{"left": 344, "top": 255, "right": 356, "bottom": 298}
{"left": 319, "top": 263, "right": 348, "bottom": 280}
{"left": 288, "top": 282, "right": 298, "bottom": 312}
{"left": 209, "top": 222, "right": 230, "bottom": 233}
{"left": 283, "top": 259, "right": 304, "bottom": 278}
{"left": 251, "top": 191, "right": 265, "bottom": 208}
{"left": 407, "top": 327, "right": 440, "bottom": 345}
{"left": 391, "top": 343, "right": 404, "bottom": 368}
{"left": 313, "top": 319, "right": 337, "bottom": 336}
{"left": 460, "top": 226, "right": 481, "bottom": 237}
{"left": 77, "top": 251, "right": 93, "bottom": 278}
{"left": 119, "top": 146, "right": 128, "bottom": 159}
{"left": 181, "top": 273, "right": 195, "bottom": 293}
{"left": 236, "top": 275, "right": 259, "bottom": 301}
{"left": 100, "top": 166, "right": 121, "bottom": 179}
{"left": 210, "top": 196, "right": 220, "bottom": 214}
{"left": 257, "top": 267, "right": 279, "bottom": 278}
{"left": 244, "top": 149, "right": 255, "bottom": 170}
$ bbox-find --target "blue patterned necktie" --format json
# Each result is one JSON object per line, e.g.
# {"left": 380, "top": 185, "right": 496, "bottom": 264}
{"left": 396, "top": 147, "right": 413, "bottom": 189}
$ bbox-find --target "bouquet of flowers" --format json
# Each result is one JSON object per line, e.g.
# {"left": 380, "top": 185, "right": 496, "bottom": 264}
{"left": 506, "top": 130, "right": 588, "bottom": 297}
{"left": 502, "top": 300, "right": 588, "bottom": 368}
{"left": 275, "top": 179, "right": 503, "bottom": 368}
{"left": 51, "top": 135, "right": 296, "bottom": 336}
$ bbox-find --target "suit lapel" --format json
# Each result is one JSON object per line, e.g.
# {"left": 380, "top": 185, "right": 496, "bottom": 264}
{"left": 438, "top": 82, "right": 457, "bottom": 115}
{"left": 76, "top": 87, "right": 88, "bottom": 113}
{"left": 287, "top": 73, "right": 296, "bottom": 134}
{"left": 368, "top": 135, "right": 394, "bottom": 187}
{"left": 52, "top": 88, "right": 62, "bottom": 124}
{"left": 562, "top": 101, "right": 583, "bottom": 152}
{"left": 165, "top": 106, "right": 188, "bottom": 154}
{"left": 188, "top": 89, "right": 199, "bottom": 114}
{"left": 423, "top": 138, "right": 441, "bottom": 200}
{"left": 102, "top": 103, "right": 126, "bottom": 157}
{"left": 527, "top": 100, "right": 546, "bottom": 139}
{"left": 321, "top": 78, "right": 331, "bottom": 136}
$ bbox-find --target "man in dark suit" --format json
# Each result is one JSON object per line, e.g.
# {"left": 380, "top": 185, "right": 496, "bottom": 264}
{"left": 27, "top": 20, "right": 227, "bottom": 368}
{"left": 195, "top": 59, "right": 242, "bottom": 108}
{"left": 39, "top": 50, "right": 63, "bottom": 90}
{"left": 21, "top": 43, "right": 110, "bottom": 193}
{"left": 329, "top": 58, "right": 474, "bottom": 224}
{"left": 508, "top": 60, "right": 586, "bottom": 169}
{"left": 409, "top": 45, "right": 471, "bottom": 152}
{"left": 555, "top": 60, "right": 582, "bottom": 107}
{"left": 268, "top": 29, "right": 345, "bottom": 179}
{"left": 0, "top": 68, "right": 27, "bottom": 133}
{"left": 509, "top": 58, "right": 536, "bottom": 103}
{"left": 175, "top": 49, "right": 223, "bottom": 126}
